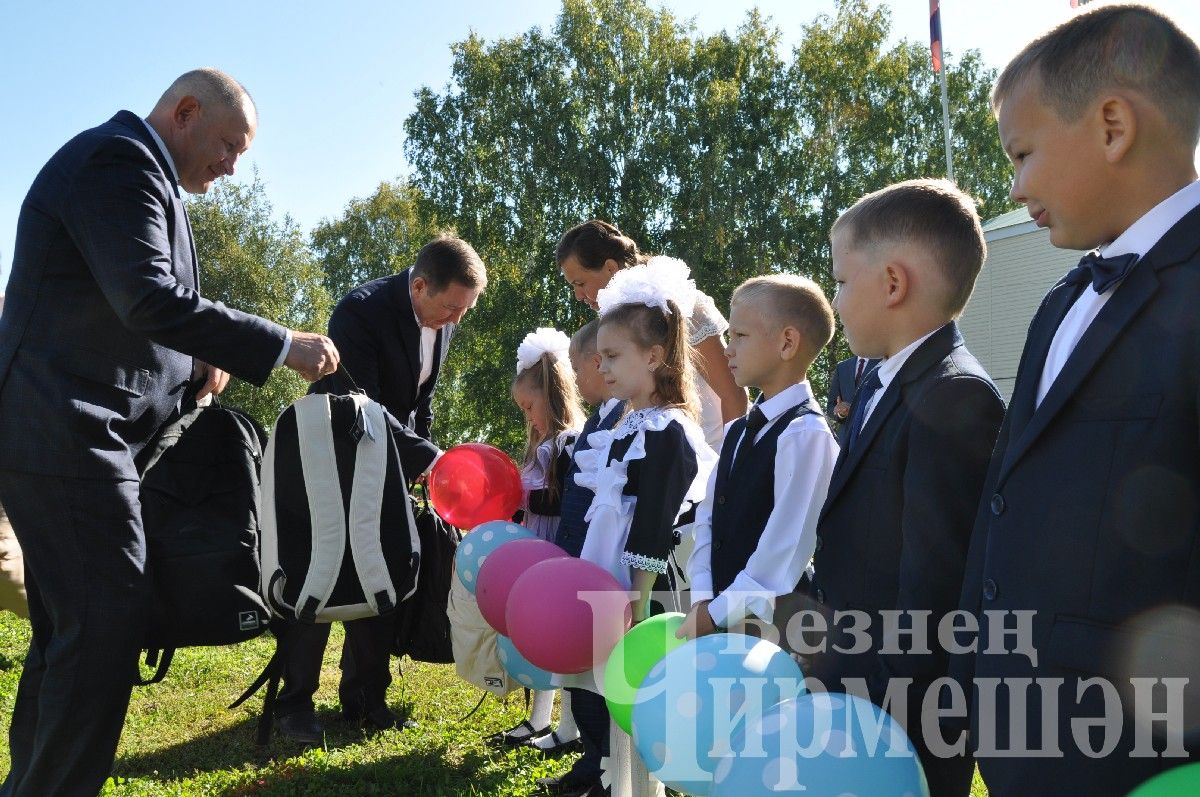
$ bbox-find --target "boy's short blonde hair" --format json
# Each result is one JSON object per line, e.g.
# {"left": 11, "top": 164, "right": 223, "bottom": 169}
{"left": 993, "top": 4, "right": 1200, "bottom": 147}
{"left": 831, "top": 179, "right": 985, "bottom": 317}
{"left": 569, "top": 318, "right": 601, "bottom": 359}
{"left": 732, "top": 275, "right": 834, "bottom": 360}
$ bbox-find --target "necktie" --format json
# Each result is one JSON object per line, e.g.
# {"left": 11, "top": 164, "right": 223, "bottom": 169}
{"left": 731, "top": 406, "right": 769, "bottom": 477}
{"left": 854, "top": 357, "right": 865, "bottom": 385}
{"left": 1063, "top": 251, "right": 1139, "bottom": 294}
{"left": 844, "top": 368, "right": 882, "bottom": 453}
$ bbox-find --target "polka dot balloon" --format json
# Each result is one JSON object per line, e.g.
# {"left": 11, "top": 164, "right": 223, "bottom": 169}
{"left": 497, "top": 634, "right": 555, "bottom": 691}
{"left": 453, "top": 520, "right": 536, "bottom": 594}
{"left": 709, "top": 692, "right": 929, "bottom": 797}
{"left": 629, "top": 633, "right": 804, "bottom": 796}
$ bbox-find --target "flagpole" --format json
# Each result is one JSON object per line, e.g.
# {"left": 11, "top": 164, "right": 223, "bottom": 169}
{"left": 930, "top": 0, "right": 955, "bottom": 182}
{"left": 939, "top": 55, "right": 954, "bottom": 182}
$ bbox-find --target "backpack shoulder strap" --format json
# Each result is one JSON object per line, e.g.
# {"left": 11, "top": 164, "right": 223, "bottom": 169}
{"left": 292, "top": 394, "right": 350, "bottom": 622}
{"left": 345, "top": 395, "right": 400, "bottom": 615}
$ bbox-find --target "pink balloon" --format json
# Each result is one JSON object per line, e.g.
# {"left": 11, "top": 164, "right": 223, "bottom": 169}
{"left": 476, "top": 538, "right": 568, "bottom": 635}
{"left": 507, "top": 557, "right": 632, "bottom": 675}
{"left": 428, "top": 443, "right": 523, "bottom": 530}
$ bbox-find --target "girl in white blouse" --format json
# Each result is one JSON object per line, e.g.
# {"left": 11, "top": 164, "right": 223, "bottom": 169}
{"left": 499, "top": 328, "right": 585, "bottom": 753}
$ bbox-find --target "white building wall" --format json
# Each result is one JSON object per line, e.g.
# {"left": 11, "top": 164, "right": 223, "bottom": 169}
{"left": 958, "top": 221, "right": 1085, "bottom": 402}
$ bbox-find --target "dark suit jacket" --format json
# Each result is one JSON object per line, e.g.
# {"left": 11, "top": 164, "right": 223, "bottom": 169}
{"left": 824, "top": 356, "right": 880, "bottom": 418}
{"left": 955, "top": 204, "right": 1200, "bottom": 796}
{"left": 809, "top": 323, "right": 1003, "bottom": 790}
{"left": 311, "top": 270, "right": 447, "bottom": 475}
{"left": 0, "top": 111, "right": 286, "bottom": 480}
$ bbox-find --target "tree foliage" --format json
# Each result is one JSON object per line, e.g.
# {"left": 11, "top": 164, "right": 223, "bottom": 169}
{"left": 402, "top": 0, "right": 1014, "bottom": 452}
{"left": 187, "top": 172, "right": 333, "bottom": 430}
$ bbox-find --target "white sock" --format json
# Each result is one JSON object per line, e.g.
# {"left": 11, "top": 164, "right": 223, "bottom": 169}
{"left": 555, "top": 690, "right": 578, "bottom": 739}
{"left": 529, "top": 688, "right": 555, "bottom": 731}
{"left": 503, "top": 689, "right": 555, "bottom": 741}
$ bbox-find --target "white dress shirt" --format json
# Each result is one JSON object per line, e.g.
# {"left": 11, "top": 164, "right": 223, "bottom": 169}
{"left": 859, "top": 327, "right": 942, "bottom": 428}
{"left": 140, "top": 117, "right": 292, "bottom": 369}
{"left": 688, "top": 380, "right": 839, "bottom": 627}
{"left": 1037, "top": 180, "right": 1200, "bottom": 406}
{"left": 410, "top": 297, "right": 437, "bottom": 388}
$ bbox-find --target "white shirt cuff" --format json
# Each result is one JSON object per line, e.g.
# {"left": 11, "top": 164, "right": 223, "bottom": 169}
{"left": 273, "top": 330, "right": 293, "bottom": 369}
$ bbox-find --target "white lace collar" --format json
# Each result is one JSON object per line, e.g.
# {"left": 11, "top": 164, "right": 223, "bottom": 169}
{"left": 613, "top": 405, "right": 677, "bottom": 439}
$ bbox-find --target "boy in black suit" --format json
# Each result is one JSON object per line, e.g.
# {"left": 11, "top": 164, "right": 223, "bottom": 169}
{"left": 809, "top": 179, "right": 1004, "bottom": 797}
{"left": 679, "top": 274, "right": 838, "bottom": 640}
{"left": 958, "top": 7, "right": 1200, "bottom": 796}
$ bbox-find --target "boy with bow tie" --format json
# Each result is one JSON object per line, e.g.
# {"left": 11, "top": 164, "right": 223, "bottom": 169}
{"left": 956, "top": 6, "right": 1200, "bottom": 796}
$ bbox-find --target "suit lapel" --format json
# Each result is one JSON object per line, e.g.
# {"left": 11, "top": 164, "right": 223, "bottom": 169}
{"left": 823, "top": 324, "right": 961, "bottom": 513}
{"left": 1002, "top": 280, "right": 1083, "bottom": 445}
{"left": 998, "top": 245, "right": 1170, "bottom": 483}
{"left": 114, "top": 111, "right": 196, "bottom": 288}
{"left": 180, "top": 197, "right": 199, "bottom": 288}
{"left": 391, "top": 271, "right": 423, "bottom": 399}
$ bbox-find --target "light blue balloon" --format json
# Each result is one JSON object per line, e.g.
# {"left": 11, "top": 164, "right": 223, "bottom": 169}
{"left": 629, "top": 633, "right": 805, "bottom": 796}
{"left": 497, "top": 634, "right": 556, "bottom": 691}
{"left": 454, "top": 520, "right": 536, "bottom": 594}
{"left": 710, "top": 693, "right": 930, "bottom": 797}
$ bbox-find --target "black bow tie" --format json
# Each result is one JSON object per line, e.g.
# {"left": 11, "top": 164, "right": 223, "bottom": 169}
{"left": 1064, "top": 251, "right": 1140, "bottom": 294}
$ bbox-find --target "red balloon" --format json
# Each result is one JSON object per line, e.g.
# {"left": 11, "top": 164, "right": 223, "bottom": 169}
{"left": 429, "top": 443, "right": 523, "bottom": 529}
{"left": 507, "top": 557, "right": 632, "bottom": 675}
{"left": 476, "top": 538, "right": 568, "bottom": 635}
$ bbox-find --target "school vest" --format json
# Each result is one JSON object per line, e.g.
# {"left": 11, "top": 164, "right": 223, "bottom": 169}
{"left": 710, "top": 401, "right": 816, "bottom": 595}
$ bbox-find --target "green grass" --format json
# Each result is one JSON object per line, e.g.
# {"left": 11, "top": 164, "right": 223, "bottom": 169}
{"left": 0, "top": 613, "right": 990, "bottom": 795}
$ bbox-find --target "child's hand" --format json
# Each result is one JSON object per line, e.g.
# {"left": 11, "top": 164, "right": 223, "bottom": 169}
{"left": 677, "top": 600, "right": 717, "bottom": 640}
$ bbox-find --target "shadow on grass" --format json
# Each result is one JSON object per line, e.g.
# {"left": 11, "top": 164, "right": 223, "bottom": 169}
{"left": 111, "top": 705, "right": 541, "bottom": 797}
{"left": 216, "top": 746, "right": 519, "bottom": 797}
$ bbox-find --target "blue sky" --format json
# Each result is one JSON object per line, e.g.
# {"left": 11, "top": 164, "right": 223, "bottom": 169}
{"left": 2, "top": 1, "right": 1198, "bottom": 286}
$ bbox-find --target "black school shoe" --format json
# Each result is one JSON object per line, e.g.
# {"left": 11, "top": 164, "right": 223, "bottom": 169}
{"left": 486, "top": 719, "right": 551, "bottom": 748}
{"left": 529, "top": 730, "right": 584, "bottom": 758}
{"left": 536, "top": 769, "right": 601, "bottom": 796}
{"left": 343, "top": 704, "right": 418, "bottom": 731}
{"left": 278, "top": 710, "right": 324, "bottom": 745}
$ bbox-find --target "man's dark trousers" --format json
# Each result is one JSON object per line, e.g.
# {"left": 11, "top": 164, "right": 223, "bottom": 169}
{"left": 0, "top": 473, "right": 146, "bottom": 797}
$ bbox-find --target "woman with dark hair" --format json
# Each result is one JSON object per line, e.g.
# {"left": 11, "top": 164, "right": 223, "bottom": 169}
{"left": 556, "top": 220, "right": 747, "bottom": 449}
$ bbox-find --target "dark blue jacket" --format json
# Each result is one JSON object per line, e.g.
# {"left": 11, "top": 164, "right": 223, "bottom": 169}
{"left": 0, "top": 111, "right": 286, "bottom": 480}
{"left": 955, "top": 203, "right": 1200, "bottom": 796}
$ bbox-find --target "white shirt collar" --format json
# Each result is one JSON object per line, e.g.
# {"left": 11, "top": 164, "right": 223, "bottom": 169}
{"left": 1101, "top": 180, "right": 1200, "bottom": 259}
{"left": 600, "top": 397, "right": 622, "bottom": 417}
{"left": 755, "top": 380, "right": 816, "bottom": 422}
{"left": 874, "top": 326, "right": 943, "bottom": 394}
{"left": 140, "top": 117, "right": 179, "bottom": 184}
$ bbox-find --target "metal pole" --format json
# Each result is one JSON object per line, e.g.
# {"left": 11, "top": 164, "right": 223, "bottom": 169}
{"left": 940, "top": 55, "right": 954, "bottom": 182}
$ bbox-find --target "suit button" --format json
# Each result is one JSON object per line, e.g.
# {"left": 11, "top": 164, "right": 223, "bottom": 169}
{"left": 714, "top": 540, "right": 723, "bottom": 551}
{"left": 814, "top": 535, "right": 823, "bottom": 552}
{"left": 815, "top": 588, "right": 826, "bottom": 604}
{"left": 717, "top": 496, "right": 726, "bottom": 505}
{"left": 983, "top": 578, "right": 998, "bottom": 601}
{"left": 990, "top": 494, "right": 1006, "bottom": 516}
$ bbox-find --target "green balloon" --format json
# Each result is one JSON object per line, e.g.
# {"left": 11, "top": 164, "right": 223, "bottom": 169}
{"left": 1128, "top": 763, "right": 1200, "bottom": 796}
{"left": 603, "top": 612, "right": 687, "bottom": 734}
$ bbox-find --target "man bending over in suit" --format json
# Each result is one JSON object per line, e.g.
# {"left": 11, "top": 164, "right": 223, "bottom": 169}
{"left": 0, "top": 68, "right": 339, "bottom": 797}
{"left": 274, "top": 235, "right": 486, "bottom": 743}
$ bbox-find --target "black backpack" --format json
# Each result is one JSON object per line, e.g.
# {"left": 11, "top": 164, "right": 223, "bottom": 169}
{"left": 136, "top": 400, "right": 271, "bottom": 685}
{"left": 393, "top": 493, "right": 461, "bottom": 664}
{"left": 258, "top": 392, "right": 421, "bottom": 622}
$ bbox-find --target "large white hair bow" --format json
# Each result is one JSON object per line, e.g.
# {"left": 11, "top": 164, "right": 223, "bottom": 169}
{"left": 595, "top": 255, "right": 698, "bottom": 319}
{"left": 516, "top": 327, "right": 572, "bottom": 374}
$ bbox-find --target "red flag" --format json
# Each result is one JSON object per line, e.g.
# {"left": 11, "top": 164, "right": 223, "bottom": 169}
{"left": 929, "top": 0, "right": 944, "bottom": 73}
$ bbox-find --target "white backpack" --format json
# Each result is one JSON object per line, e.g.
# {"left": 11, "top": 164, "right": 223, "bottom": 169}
{"left": 259, "top": 392, "right": 421, "bottom": 623}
